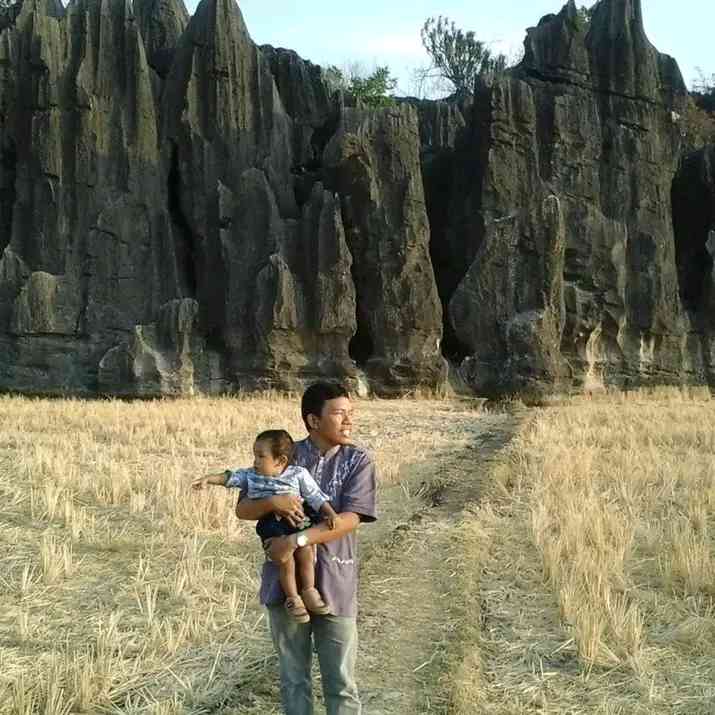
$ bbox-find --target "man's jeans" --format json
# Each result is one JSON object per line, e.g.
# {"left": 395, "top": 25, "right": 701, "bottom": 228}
{"left": 268, "top": 606, "right": 361, "bottom": 715}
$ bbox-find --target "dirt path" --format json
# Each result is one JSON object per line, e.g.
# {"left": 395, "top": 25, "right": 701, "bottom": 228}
{"left": 356, "top": 408, "right": 526, "bottom": 714}
{"left": 217, "top": 403, "right": 527, "bottom": 715}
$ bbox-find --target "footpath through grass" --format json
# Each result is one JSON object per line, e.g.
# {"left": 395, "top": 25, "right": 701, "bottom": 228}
{"left": 447, "top": 388, "right": 715, "bottom": 714}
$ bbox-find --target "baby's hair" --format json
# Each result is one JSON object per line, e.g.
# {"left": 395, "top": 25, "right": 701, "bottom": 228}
{"left": 255, "top": 429, "right": 294, "bottom": 463}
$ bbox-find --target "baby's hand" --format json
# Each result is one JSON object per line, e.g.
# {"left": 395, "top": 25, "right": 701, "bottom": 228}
{"left": 327, "top": 514, "right": 340, "bottom": 530}
{"left": 191, "top": 475, "right": 213, "bottom": 491}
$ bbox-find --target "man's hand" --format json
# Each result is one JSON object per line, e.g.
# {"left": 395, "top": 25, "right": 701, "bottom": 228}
{"left": 270, "top": 495, "right": 305, "bottom": 528}
{"left": 264, "top": 535, "right": 297, "bottom": 563}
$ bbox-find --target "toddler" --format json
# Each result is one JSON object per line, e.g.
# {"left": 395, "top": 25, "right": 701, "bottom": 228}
{"left": 192, "top": 429, "right": 338, "bottom": 623}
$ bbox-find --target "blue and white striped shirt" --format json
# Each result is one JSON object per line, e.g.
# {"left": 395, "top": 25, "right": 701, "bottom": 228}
{"left": 225, "top": 464, "right": 329, "bottom": 513}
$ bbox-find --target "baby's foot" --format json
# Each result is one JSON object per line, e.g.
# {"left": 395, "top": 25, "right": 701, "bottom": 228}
{"left": 301, "top": 587, "right": 331, "bottom": 615}
{"left": 285, "top": 596, "right": 310, "bottom": 623}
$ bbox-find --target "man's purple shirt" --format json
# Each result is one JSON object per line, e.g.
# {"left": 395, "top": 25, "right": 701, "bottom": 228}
{"left": 254, "top": 437, "right": 378, "bottom": 617}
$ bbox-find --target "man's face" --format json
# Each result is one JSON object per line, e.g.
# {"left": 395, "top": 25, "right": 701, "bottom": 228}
{"left": 309, "top": 396, "right": 354, "bottom": 448}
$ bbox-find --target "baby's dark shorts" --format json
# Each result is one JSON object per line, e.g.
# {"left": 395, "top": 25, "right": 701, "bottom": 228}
{"left": 256, "top": 504, "right": 321, "bottom": 542}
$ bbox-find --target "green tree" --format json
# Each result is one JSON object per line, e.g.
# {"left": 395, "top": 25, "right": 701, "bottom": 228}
{"left": 680, "top": 96, "right": 715, "bottom": 152}
{"left": 420, "top": 15, "right": 508, "bottom": 95}
{"left": 692, "top": 68, "right": 715, "bottom": 114}
{"left": 324, "top": 64, "right": 397, "bottom": 108}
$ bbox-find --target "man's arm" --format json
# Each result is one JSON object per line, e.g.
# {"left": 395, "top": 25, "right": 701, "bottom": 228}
{"left": 235, "top": 493, "right": 305, "bottom": 526}
{"left": 265, "top": 511, "right": 361, "bottom": 562}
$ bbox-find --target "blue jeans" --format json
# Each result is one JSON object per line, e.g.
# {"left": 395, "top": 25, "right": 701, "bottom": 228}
{"left": 267, "top": 606, "right": 361, "bottom": 715}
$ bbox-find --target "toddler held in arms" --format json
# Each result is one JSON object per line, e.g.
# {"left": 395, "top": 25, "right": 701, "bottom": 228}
{"left": 192, "top": 429, "right": 339, "bottom": 623}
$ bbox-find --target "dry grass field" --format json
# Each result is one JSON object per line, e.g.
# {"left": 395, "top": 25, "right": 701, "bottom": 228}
{"left": 1, "top": 388, "right": 714, "bottom": 714}
{"left": 0, "top": 393, "right": 492, "bottom": 714}
{"left": 451, "top": 388, "right": 715, "bottom": 714}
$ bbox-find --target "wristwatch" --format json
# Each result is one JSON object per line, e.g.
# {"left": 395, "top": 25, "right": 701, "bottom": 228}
{"left": 295, "top": 533, "right": 309, "bottom": 548}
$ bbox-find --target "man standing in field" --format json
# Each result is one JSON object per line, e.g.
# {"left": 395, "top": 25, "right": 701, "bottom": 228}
{"left": 235, "top": 381, "right": 378, "bottom": 715}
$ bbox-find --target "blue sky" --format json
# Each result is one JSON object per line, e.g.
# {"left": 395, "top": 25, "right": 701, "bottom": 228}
{"left": 186, "top": 1, "right": 712, "bottom": 93}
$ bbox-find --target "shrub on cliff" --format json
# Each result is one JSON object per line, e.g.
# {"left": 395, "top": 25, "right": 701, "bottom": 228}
{"left": 681, "top": 70, "right": 715, "bottom": 152}
{"left": 692, "top": 69, "right": 715, "bottom": 115}
{"left": 679, "top": 99, "right": 715, "bottom": 153}
{"left": 324, "top": 64, "right": 397, "bottom": 108}
{"left": 420, "top": 15, "right": 508, "bottom": 95}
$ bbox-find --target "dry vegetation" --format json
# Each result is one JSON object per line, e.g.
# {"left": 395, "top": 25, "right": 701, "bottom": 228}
{"left": 451, "top": 387, "right": 715, "bottom": 714}
{"left": 0, "top": 393, "right": 485, "bottom": 714}
{"left": 2, "top": 388, "right": 714, "bottom": 714}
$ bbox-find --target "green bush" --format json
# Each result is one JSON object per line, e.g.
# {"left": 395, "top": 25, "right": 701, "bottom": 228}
{"left": 324, "top": 65, "right": 397, "bottom": 108}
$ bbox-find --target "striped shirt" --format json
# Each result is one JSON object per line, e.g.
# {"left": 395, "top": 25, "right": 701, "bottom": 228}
{"left": 225, "top": 464, "right": 329, "bottom": 513}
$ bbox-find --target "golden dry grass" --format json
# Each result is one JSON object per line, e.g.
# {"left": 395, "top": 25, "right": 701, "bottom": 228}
{"left": 3, "top": 388, "right": 715, "bottom": 714}
{"left": 0, "top": 393, "right": 483, "bottom": 714}
{"left": 451, "top": 387, "right": 715, "bottom": 714}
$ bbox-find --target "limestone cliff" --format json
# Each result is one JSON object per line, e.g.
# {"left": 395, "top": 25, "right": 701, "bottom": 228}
{"left": 0, "top": 0, "right": 712, "bottom": 398}
{"left": 439, "top": 0, "right": 703, "bottom": 395}
{"left": 0, "top": 0, "right": 444, "bottom": 396}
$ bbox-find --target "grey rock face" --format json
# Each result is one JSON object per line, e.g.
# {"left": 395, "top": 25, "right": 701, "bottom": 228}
{"left": 400, "top": 96, "right": 471, "bottom": 360}
{"left": 156, "top": 0, "right": 363, "bottom": 393}
{"left": 1, "top": 0, "right": 711, "bottom": 399}
{"left": 442, "top": 0, "right": 697, "bottom": 395}
{"left": 260, "top": 44, "right": 338, "bottom": 172}
{"left": 0, "top": 0, "right": 443, "bottom": 397}
{"left": 324, "top": 106, "right": 446, "bottom": 393}
{"left": 98, "top": 298, "right": 206, "bottom": 396}
{"left": 0, "top": 0, "right": 181, "bottom": 394}
{"left": 672, "top": 144, "right": 715, "bottom": 382}
{"left": 134, "top": 0, "right": 189, "bottom": 79}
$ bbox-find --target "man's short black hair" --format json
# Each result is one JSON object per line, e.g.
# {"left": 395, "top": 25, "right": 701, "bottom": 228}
{"left": 301, "top": 382, "right": 350, "bottom": 430}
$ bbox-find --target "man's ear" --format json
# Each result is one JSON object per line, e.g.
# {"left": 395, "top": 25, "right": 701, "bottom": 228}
{"left": 307, "top": 413, "right": 320, "bottom": 431}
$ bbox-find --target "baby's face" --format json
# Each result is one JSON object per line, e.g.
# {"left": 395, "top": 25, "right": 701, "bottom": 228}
{"left": 253, "top": 440, "right": 286, "bottom": 477}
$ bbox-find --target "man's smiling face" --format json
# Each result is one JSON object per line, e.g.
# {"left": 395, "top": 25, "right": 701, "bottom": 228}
{"left": 309, "top": 396, "right": 354, "bottom": 449}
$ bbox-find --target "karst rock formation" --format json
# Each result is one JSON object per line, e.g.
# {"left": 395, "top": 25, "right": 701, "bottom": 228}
{"left": 0, "top": 0, "right": 712, "bottom": 397}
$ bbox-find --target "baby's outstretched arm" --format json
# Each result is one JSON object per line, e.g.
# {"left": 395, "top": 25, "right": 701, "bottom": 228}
{"left": 191, "top": 470, "right": 230, "bottom": 490}
{"left": 320, "top": 502, "right": 340, "bottom": 530}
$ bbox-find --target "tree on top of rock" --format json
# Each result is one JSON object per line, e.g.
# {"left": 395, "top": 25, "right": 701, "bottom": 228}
{"left": 324, "top": 63, "right": 397, "bottom": 108}
{"left": 692, "top": 68, "right": 715, "bottom": 114}
{"left": 420, "top": 15, "right": 508, "bottom": 95}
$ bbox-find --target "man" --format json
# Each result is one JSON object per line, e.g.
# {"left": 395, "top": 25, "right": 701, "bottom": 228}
{"left": 236, "top": 381, "right": 378, "bottom": 715}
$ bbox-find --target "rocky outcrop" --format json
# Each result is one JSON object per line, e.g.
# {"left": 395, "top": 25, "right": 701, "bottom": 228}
{"left": 672, "top": 144, "right": 715, "bottom": 382}
{"left": 97, "top": 298, "right": 209, "bottom": 396}
{"left": 134, "top": 0, "right": 189, "bottom": 79}
{"left": 260, "top": 45, "right": 338, "bottom": 172}
{"left": 439, "top": 0, "right": 698, "bottom": 395}
{"left": 1, "top": 0, "right": 713, "bottom": 398}
{"left": 0, "top": 0, "right": 180, "bottom": 394}
{"left": 672, "top": 145, "right": 715, "bottom": 316}
{"left": 0, "top": 0, "right": 445, "bottom": 396}
{"left": 324, "top": 106, "right": 446, "bottom": 393}
{"left": 400, "top": 96, "right": 471, "bottom": 359}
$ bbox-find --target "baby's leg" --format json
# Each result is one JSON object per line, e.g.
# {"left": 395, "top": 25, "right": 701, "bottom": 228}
{"left": 277, "top": 554, "right": 299, "bottom": 600}
{"left": 296, "top": 546, "right": 331, "bottom": 615}
{"left": 294, "top": 545, "right": 315, "bottom": 592}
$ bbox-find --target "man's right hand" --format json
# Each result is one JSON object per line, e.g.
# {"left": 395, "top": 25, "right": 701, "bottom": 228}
{"left": 270, "top": 495, "right": 305, "bottom": 528}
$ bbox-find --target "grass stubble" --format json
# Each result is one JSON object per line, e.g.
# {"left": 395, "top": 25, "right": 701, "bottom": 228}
{"left": 1, "top": 388, "right": 714, "bottom": 713}
{"left": 450, "top": 387, "right": 715, "bottom": 714}
{"left": 0, "top": 394, "right": 473, "bottom": 714}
